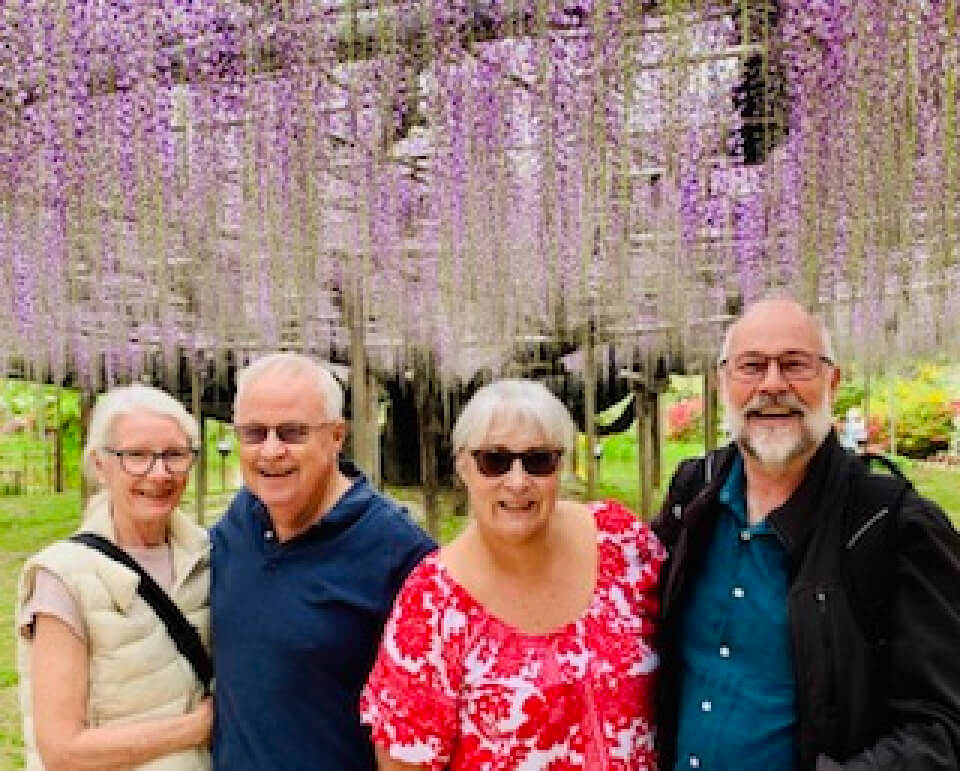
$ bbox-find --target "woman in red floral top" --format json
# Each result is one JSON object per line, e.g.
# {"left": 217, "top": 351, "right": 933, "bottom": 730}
{"left": 361, "top": 379, "right": 665, "bottom": 770}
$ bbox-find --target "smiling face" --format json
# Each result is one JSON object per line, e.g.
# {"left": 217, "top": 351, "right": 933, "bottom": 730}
{"left": 721, "top": 299, "right": 840, "bottom": 469}
{"left": 234, "top": 370, "right": 346, "bottom": 538}
{"left": 94, "top": 411, "right": 192, "bottom": 541}
{"left": 456, "top": 410, "right": 562, "bottom": 545}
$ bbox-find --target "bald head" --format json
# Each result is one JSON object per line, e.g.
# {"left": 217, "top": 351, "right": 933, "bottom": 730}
{"left": 720, "top": 298, "right": 835, "bottom": 365}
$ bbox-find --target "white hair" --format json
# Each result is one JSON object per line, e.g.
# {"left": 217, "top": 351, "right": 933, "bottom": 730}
{"left": 82, "top": 384, "right": 199, "bottom": 486}
{"left": 234, "top": 352, "right": 344, "bottom": 419}
{"left": 452, "top": 379, "right": 576, "bottom": 455}
{"left": 719, "top": 295, "right": 836, "bottom": 363}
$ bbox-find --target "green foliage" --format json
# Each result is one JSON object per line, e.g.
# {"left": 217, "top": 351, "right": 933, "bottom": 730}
{"left": 666, "top": 375, "right": 702, "bottom": 401}
{"left": 832, "top": 365, "right": 959, "bottom": 459}
{"left": 868, "top": 365, "right": 954, "bottom": 458}
{"left": 833, "top": 378, "right": 866, "bottom": 418}
{"left": 0, "top": 380, "right": 80, "bottom": 431}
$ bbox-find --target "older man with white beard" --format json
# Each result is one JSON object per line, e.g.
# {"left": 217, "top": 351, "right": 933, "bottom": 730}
{"left": 653, "top": 297, "right": 960, "bottom": 771}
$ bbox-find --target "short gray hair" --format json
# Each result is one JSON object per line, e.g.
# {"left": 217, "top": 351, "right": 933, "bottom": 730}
{"left": 83, "top": 385, "right": 199, "bottom": 486}
{"left": 719, "top": 295, "right": 836, "bottom": 363}
{"left": 452, "top": 379, "right": 576, "bottom": 455}
{"left": 234, "top": 352, "right": 343, "bottom": 419}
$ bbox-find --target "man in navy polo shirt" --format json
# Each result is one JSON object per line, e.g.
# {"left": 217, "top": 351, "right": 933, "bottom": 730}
{"left": 211, "top": 353, "right": 435, "bottom": 771}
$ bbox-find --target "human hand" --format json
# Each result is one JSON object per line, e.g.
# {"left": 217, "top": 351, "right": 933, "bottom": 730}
{"left": 188, "top": 697, "right": 213, "bottom": 746}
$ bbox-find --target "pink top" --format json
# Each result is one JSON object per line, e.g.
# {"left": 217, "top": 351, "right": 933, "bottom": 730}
{"left": 360, "top": 500, "right": 665, "bottom": 770}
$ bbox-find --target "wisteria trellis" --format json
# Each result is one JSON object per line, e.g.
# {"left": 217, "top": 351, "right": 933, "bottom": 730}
{"left": 0, "top": 0, "right": 958, "bottom": 389}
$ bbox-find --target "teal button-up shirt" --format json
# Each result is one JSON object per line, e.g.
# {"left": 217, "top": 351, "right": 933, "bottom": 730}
{"left": 673, "top": 456, "right": 796, "bottom": 771}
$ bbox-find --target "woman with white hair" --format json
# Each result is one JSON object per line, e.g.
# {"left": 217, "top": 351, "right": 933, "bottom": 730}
{"left": 362, "top": 379, "right": 664, "bottom": 770}
{"left": 16, "top": 385, "right": 212, "bottom": 770}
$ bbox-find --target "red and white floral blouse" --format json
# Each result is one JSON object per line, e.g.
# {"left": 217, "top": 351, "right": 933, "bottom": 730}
{"left": 360, "top": 500, "right": 665, "bottom": 770}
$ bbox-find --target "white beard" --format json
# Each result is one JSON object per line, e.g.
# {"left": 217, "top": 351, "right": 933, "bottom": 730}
{"left": 725, "top": 383, "right": 834, "bottom": 469}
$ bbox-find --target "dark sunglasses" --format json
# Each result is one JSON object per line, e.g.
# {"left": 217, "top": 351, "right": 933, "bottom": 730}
{"left": 470, "top": 448, "right": 563, "bottom": 477}
{"left": 234, "top": 421, "right": 336, "bottom": 445}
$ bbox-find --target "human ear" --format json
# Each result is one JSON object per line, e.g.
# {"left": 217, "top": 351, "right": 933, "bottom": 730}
{"left": 454, "top": 451, "right": 468, "bottom": 485}
{"left": 92, "top": 452, "right": 109, "bottom": 487}
{"left": 330, "top": 420, "right": 347, "bottom": 448}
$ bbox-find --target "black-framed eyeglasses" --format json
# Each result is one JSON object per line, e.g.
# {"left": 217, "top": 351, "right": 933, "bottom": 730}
{"left": 233, "top": 421, "right": 337, "bottom": 446}
{"left": 719, "top": 351, "right": 834, "bottom": 384}
{"left": 470, "top": 448, "right": 563, "bottom": 478}
{"left": 103, "top": 447, "right": 198, "bottom": 476}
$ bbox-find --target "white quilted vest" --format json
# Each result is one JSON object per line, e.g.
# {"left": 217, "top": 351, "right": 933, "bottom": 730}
{"left": 17, "top": 496, "right": 211, "bottom": 770}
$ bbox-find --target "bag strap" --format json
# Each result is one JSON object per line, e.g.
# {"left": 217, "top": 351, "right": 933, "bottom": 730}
{"left": 842, "top": 463, "right": 911, "bottom": 645}
{"left": 69, "top": 532, "right": 212, "bottom": 694}
{"left": 655, "top": 447, "right": 733, "bottom": 550}
{"left": 857, "top": 451, "right": 907, "bottom": 480}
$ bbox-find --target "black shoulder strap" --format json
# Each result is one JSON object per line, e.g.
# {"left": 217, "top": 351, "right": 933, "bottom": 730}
{"left": 69, "top": 533, "right": 212, "bottom": 694}
{"left": 842, "top": 461, "right": 912, "bottom": 645}
{"left": 858, "top": 451, "right": 907, "bottom": 480}
{"left": 655, "top": 456, "right": 707, "bottom": 548}
{"left": 656, "top": 447, "right": 732, "bottom": 549}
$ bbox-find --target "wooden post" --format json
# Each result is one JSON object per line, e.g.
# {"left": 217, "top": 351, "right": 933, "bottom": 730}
{"left": 368, "top": 379, "right": 381, "bottom": 489}
{"left": 634, "top": 381, "right": 653, "bottom": 519}
{"left": 417, "top": 363, "right": 440, "bottom": 539}
{"left": 703, "top": 362, "right": 718, "bottom": 452}
{"left": 863, "top": 370, "right": 871, "bottom": 437}
{"left": 79, "top": 389, "right": 93, "bottom": 506}
{"left": 584, "top": 325, "right": 597, "bottom": 500}
{"left": 888, "top": 376, "right": 897, "bottom": 456}
{"left": 191, "top": 367, "right": 205, "bottom": 525}
{"left": 218, "top": 421, "right": 227, "bottom": 492}
{"left": 651, "top": 390, "right": 662, "bottom": 492}
{"left": 350, "top": 307, "right": 371, "bottom": 475}
{"left": 54, "top": 386, "right": 64, "bottom": 493}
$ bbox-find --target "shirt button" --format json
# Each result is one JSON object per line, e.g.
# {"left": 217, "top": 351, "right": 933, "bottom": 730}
{"left": 673, "top": 503, "right": 683, "bottom": 519}
{"left": 732, "top": 586, "right": 745, "bottom": 599}
{"left": 689, "top": 756, "right": 701, "bottom": 769}
{"left": 701, "top": 700, "right": 712, "bottom": 712}
{"left": 740, "top": 529, "right": 751, "bottom": 542}
{"left": 264, "top": 530, "right": 274, "bottom": 540}
{"left": 719, "top": 644, "right": 731, "bottom": 658}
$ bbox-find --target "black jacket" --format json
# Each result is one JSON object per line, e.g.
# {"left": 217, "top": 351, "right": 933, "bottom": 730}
{"left": 653, "top": 433, "right": 960, "bottom": 770}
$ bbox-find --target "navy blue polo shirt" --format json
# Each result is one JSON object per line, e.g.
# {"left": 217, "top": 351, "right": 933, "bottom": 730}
{"left": 674, "top": 455, "right": 796, "bottom": 771}
{"left": 210, "top": 464, "right": 436, "bottom": 771}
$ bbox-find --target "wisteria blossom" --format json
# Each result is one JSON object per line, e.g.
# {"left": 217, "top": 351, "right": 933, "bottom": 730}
{"left": 0, "top": 1, "right": 958, "bottom": 387}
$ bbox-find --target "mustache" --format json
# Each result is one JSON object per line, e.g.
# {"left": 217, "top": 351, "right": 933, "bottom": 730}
{"left": 741, "top": 393, "right": 808, "bottom": 415}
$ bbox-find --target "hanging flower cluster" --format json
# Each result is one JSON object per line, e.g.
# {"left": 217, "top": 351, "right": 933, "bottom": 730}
{"left": 0, "top": 0, "right": 957, "bottom": 389}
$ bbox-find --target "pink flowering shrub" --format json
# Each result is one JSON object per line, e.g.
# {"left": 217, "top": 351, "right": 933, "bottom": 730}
{"left": 667, "top": 398, "right": 704, "bottom": 442}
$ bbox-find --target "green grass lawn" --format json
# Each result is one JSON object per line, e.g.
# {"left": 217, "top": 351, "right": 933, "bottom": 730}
{"left": 0, "top": 447, "right": 957, "bottom": 769}
{"left": 0, "top": 492, "right": 82, "bottom": 769}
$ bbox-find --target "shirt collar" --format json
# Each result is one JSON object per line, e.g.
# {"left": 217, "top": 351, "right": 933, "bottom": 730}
{"left": 718, "top": 454, "right": 748, "bottom": 524}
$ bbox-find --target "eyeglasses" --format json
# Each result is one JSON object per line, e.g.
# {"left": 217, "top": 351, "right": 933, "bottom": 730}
{"left": 720, "top": 351, "right": 834, "bottom": 384}
{"left": 470, "top": 448, "right": 563, "bottom": 477}
{"left": 103, "top": 448, "right": 197, "bottom": 476}
{"left": 233, "top": 421, "right": 337, "bottom": 445}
